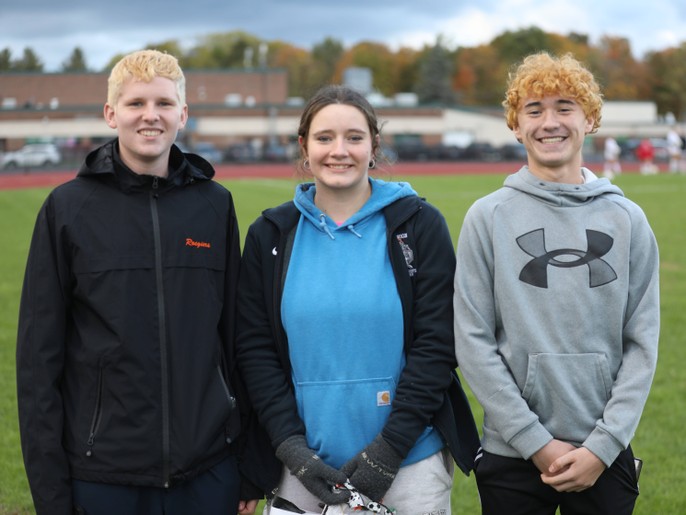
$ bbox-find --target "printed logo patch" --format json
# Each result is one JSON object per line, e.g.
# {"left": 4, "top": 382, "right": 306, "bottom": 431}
{"left": 377, "top": 390, "right": 391, "bottom": 406}
{"left": 395, "top": 233, "right": 417, "bottom": 277}
{"left": 186, "top": 238, "right": 211, "bottom": 249}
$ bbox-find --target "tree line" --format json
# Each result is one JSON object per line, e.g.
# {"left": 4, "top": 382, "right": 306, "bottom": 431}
{"left": 2, "top": 27, "right": 686, "bottom": 119}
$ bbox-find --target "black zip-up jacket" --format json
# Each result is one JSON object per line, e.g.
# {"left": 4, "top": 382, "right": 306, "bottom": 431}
{"left": 235, "top": 194, "right": 479, "bottom": 493}
{"left": 16, "top": 140, "right": 271, "bottom": 514}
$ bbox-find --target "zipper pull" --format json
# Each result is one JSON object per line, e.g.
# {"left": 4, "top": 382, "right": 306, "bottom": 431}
{"left": 86, "top": 432, "right": 95, "bottom": 456}
{"left": 151, "top": 176, "right": 160, "bottom": 198}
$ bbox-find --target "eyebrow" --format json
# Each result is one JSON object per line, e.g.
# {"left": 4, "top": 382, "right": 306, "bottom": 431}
{"left": 311, "top": 128, "right": 367, "bottom": 137}
{"left": 523, "top": 98, "right": 577, "bottom": 109}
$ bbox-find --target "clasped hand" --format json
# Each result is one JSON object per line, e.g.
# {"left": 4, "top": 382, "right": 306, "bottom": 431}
{"left": 532, "top": 440, "right": 606, "bottom": 492}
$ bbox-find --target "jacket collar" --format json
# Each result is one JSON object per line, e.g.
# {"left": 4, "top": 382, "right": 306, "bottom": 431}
{"left": 77, "top": 139, "right": 213, "bottom": 193}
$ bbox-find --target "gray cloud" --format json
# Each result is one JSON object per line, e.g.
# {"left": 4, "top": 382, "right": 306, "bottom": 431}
{"left": 1, "top": 0, "right": 684, "bottom": 71}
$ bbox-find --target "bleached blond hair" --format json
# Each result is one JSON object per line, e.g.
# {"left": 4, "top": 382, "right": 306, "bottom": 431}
{"left": 107, "top": 49, "right": 185, "bottom": 106}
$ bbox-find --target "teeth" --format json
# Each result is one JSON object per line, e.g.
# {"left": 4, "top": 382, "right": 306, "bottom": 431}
{"left": 328, "top": 165, "right": 350, "bottom": 169}
{"left": 140, "top": 130, "right": 161, "bottom": 136}
{"left": 541, "top": 137, "right": 564, "bottom": 143}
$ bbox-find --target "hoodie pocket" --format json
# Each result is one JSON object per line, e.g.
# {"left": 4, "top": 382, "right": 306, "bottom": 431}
{"left": 295, "top": 376, "right": 396, "bottom": 468}
{"left": 521, "top": 353, "right": 612, "bottom": 443}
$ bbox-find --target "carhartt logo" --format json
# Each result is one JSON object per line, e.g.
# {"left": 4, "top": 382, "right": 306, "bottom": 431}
{"left": 517, "top": 228, "right": 617, "bottom": 288}
{"left": 186, "top": 238, "right": 211, "bottom": 249}
{"left": 377, "top": 390, "right": 391, "bottom": 406}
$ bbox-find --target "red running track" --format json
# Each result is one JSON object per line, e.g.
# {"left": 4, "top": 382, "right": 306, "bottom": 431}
{"left": 0, "top": 160, "right": 646, "bottom": 191}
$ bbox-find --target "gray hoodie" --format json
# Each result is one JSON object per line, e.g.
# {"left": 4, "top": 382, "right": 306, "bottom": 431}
{"left": 453, "top": 167, "right": 659, "bottom": 467}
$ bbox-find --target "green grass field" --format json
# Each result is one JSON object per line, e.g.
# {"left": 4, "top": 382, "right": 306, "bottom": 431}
{"left": 0, "top": 172, "right": 683, "bottom": 514}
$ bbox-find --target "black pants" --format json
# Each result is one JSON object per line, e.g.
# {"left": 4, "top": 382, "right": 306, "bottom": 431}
{"left": 475, "top": 448, "right": 639, "bottom": 515}
{"left": 72, "top": 455, "right": 240, "bottom": 515}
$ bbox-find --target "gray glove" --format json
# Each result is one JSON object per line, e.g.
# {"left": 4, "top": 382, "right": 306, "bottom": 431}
{"left": 340, "top": 435, "right": 403, "bottom": 502}
{"left": 275, "top": 435, "right": 350, "bottom": 505}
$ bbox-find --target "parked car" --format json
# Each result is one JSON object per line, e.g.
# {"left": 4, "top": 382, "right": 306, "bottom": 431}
{"left": 1, "top": 143, "right": 62, "bottom": 169}
{"left": 223, "top": 143, "right": 260, "bottom": 163}
{"left": 191, "top": 141, "right": 223, "bottom": 164}
{"left": 263, "top": 144, "right": 291, "bottom": 162}
{"left": 394, "top": 142, "right": 439, "bottom": 162}
{"left": 459, "top": 142, "right": 501, "bottom": 161}
{"left": 498, "top": 142, "right": 528, "bottom": 161}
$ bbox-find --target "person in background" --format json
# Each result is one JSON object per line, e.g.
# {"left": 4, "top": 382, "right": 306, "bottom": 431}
{"left": 636, "top": 138, "right": 657, "bottom": 175}
{"left": 16, "top": 49, "right": 271, "bottom": 515}
{"left": 236, "top": 84, "right": 479, "bottom": 514}
{"left": 454, "top": 52, "right": 659, "bottom": 515}
{"left": 666, "top": 125, "right": 684, "bottom": 173}
{"left": 602, "top": 135, "right": 621, "bottom": 179}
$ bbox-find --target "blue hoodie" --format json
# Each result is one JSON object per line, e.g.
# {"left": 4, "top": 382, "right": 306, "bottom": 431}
{"left": 281, "top": 178, "right": 445, "bottom": 467}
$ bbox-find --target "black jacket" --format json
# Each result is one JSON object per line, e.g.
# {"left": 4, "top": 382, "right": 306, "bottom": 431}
{"left": 236, "top": 194, "right": 479, "bottom": 493}
{"left": 16, "top": 140, "right": 270, "bottom": 514}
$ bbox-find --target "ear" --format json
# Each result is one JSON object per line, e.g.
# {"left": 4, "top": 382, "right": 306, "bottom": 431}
{"left": 178, "top": 104, "right": 188, "bottom": 129}
{"left": 298, "top": 135, "right": 307, "bottom": 157}
{"left": 513, "top": 125, "right": 522, "bottom": 143}
{"left": 585, "top": 117, "right": 595, "bottom": 134}
{"left": 103, "top": 103, "right": 117, "bottom": 129}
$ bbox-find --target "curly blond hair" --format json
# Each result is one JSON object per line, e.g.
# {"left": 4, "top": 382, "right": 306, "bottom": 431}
{"left": 503, "top": 52, "right": 602, "bottom": 133}
{"left": 107, "top": 49, "right": 185, "bottom": 107}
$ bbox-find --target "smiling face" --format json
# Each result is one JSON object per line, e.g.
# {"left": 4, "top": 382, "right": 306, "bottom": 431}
{"left": 514, "top": 95, "right": 594, "bottom": 182}
{"left": 301, "top": 103, "right": 377, "bottom": 197}
{"left": 104, "top": 76, "right": 187, "bottom": 177}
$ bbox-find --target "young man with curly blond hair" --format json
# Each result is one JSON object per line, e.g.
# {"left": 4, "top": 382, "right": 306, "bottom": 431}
{"left": 454, "top": 52, "right": 660, "bottom": 514}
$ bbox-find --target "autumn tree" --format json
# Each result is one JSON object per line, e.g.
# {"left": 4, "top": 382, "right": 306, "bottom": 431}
{"left": 311, "top": 38, "right": 344, "bottom": 87}
{"left": 268, "top": 42, "right": 318, "bottom": 99}
{"left": 185, "top": 31, "right": 261, "bottom": 69}
{"left": 453, "top": 45, "right": 504, "bottom": 106}
{"left": 594, "top": 36, "right": 643, "bottom": 99}
{"left": 646, "top": 44, "right": 686, "bottom": 119}
{"left": 334, "top": 42, "right": 396, "bottom": 95}
{"left": 491, "top": 26, "right": 564, "bottom": 65}
{"left": 392, "top": 47, "right": 421, "bottom": 94}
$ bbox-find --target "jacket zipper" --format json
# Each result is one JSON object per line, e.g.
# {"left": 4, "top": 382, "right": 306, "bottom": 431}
{"left": 85, "top": 367, "right": 104, "bottom": 456}
{"left": 150, "top": 177, "right": 171, "bottom": 487}
{"left": 216, "top": 366, "right": 237, "bottom": 411}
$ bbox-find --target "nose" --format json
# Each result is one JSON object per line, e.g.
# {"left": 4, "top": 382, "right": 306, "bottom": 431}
{"left": 142, "top": 102, "right": 160, "bottom": 121}
{"left": 541, "top": 109, "right": 560, "bottom": 129}
{"left": 330, "top": 137, "right": 349, "bottom": 156}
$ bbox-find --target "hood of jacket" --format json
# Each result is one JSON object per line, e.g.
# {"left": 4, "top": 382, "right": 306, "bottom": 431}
{"left": 292, "top": 178, "right": 417, "bottom": 239}
{"left": 504, "top": 166, "right": 624, "bottom": 207}
{"left": 77, "top": 139, "right": 214, "bottom": 192}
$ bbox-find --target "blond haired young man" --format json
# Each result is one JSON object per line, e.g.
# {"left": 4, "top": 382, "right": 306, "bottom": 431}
{"left": 454, "top": 52, "right": 659, "bottom": 514}
{"left": 17, "top": 50, "right": 275, "bottom": 515}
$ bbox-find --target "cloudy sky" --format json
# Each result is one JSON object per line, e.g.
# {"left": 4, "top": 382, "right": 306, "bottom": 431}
{"left": 3, "top": 0, "right": 686, "bottom": 71}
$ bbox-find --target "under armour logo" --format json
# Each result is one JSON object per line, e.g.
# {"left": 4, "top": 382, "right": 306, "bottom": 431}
{"left": 517, "top": 228, "right": 617, "bottom": 288}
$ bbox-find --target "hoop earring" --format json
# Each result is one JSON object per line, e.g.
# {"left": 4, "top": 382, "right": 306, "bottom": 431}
{"left": 369, "top": 159, "right": 376, "bottom": 169}
{"left": 303, "top": 159, "right": 310, "bottom": 170}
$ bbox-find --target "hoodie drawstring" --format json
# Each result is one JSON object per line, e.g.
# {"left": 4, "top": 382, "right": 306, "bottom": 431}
{"left": 319, "top": 213, "right": 336, "bottom": 240}
{"left": 318, "top": 214, "right": 363, "bottom": 239}
{"left": 346, "top": 225, "right": 362, "bottom": 238}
